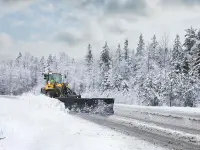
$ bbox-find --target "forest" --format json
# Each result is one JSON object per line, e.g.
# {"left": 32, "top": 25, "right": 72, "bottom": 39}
{"left": 1, "top": 27, "right": 200, "bottom": 107}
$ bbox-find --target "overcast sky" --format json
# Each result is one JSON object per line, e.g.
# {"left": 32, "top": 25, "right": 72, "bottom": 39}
{"left": 0, "top": 0, "right": 200, "bottom": 61}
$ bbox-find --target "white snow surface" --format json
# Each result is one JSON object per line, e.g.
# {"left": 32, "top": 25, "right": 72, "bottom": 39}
{"left": 108, "top": 115, "right": 200, "bottom": 145}
{"left": 114, "top": 104, "right": 200, "bottom": 132}
{"left": 116, "top": 104, "right": 200, "bottom": 116}
{"left": 0, "top": 94, "right": 168, "bottom": 150}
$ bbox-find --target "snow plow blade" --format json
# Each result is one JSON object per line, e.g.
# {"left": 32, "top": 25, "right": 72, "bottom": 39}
{"left": 57, "top": 97, "right": 114, "bottom": 115}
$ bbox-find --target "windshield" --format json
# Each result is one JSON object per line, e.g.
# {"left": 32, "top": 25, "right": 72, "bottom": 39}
{"left": 49, "top": 74, "right": 62, "bottom": 83}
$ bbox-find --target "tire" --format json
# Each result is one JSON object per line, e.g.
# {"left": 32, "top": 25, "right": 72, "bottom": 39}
{"left": 46, "top": 91, "right": 54, "bottom": 98}
{"left": 41, "top": 88, "right": 45, "bottom": 94}
{"left": 46, "top": 91, "right": 51, "bottom": 97}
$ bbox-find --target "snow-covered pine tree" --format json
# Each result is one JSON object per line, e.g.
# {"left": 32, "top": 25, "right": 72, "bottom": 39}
{"left": 121, "top": 39, "right": 131, "bottom": 82}
{"left": 0, "top": 63, "right": 6, "bottom": 94}
{"left": 112, "top": 44, "right": 122, "bottom": 92}
{"left": 113, "top": 44, "right": 122, "bottom": 73}
{"left": 113, "top": 44, "right": 128, "bottom": 92}
{"left": 183, "top": 27, "right": 197, "bottom": 54}
{"left": 182, "top": 27, "right": 198, "bottom": 107}
{"left": 135, "top": 34, "right": 146, "bottom": 72}
{"left": 116, "top": 44, "right": 122, "bottom": 62}
{"left": 141, "top": 35, "right": 161, "bottom": 106}
{"left": 39, "top": 56, "right": 46, "bottom": 73}
{"left": 189, "top": 29, "right": 200, "bottom": 106}
{"left": 190, "top": 30, "right": 200, "bottom": 78}
{"left": 47, "top": 54, "right": 53, "bottom": 72}
{"left": 136, "top": 34, "right": 145, "bottom": 56}
{"left": 100, "top": 42, "right": 111, "bottom": 72}
{"left": 130, "top": 49, "right": 136, "bottom": 75}
{"left": 168, "top": 35, "right": 184, "bottom": 106}
{"left": 58, "top": 52, "right": 69, "bottom": 77}
{"left": 134, "top": 34, "right": 148, "bottom": 105}
{"left": 85, "top": 44, "right": 93, "bottom": 70}
{"left": 84, "top": 44, "right": 94, "bottom": 92}
{"left": 172, "top": 35, "right": 183, "bottom": 74}
{"left": 31, "top": 57, "right": 39, "bottom": 87}
{"left": 146, "top": 35, "right": 158, "bottom": 72}
{"left": 99, "top": 42, "right": 113, "bottom": 93}
{"left": 124, "top": 39, "right": 129, "bottom": 61}
{"left": 150, "top": 35, "right": 158, "bottom": 60}
{"left": 51, "top": 55, "right": 58, "bottom": 72}
{"left": 142, "top": 71, "right": 160, "bottom": 106}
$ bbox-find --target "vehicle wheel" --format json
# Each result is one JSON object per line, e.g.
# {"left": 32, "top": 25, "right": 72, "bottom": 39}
{"left": 46, "top": 91, "right": 53, "bottom": 98}
{"left": 41, "top": 88, "right": 45, "bottom": 94}
{"left": 68, "top": 106, "right": 72, "bottom": 111}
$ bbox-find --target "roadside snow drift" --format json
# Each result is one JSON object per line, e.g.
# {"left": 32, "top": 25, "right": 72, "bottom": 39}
{"left": 0, "top": 94, "right": 168, "bottom": 150}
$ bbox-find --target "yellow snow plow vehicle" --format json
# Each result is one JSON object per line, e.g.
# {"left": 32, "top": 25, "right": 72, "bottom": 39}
{"left": 41, "top": 72, "right": 114, "bottom": 115}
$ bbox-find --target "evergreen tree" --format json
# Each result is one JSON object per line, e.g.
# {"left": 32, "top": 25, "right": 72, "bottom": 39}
{"left": 99, "top": 42, "right": 112, "bottom": 92}
{"left": 100, "top": 41, "right": 111, "bottom": 72}
{"left": 39, "top": 56, "right": 46, "bottom": 73}
{"left": 172, "top": 35, "right": 183, "bottom": 74}
{"left": 190, "top": 30, "right": 200, "bottom": 78}
{"left": 136, "top": 34, "right": 145, "bottom": 56}
{"left": 47, "top": 54, "right": 53, "bottom": 71}
{"left": 113, "top": 44, "right": 122, "bottom": 73}
{"left": 85, "top": 44, "right": 93, "bottom": 69}
{"left": 120, "top": 39, "right": 131, "bottom": 81}
{"left": 168, "top": 35, "right": 184, "bottom": 106}
{"left": 52, "top": 55, "right": 58, "bottom": 72}
{"left": 183, "top": 27, "right": 197, "bottom": 53}
{"left": 85, "top": 44, "right": 94, "bottom": 91}
{"left": 124, "top": 39, "right": 129, "bottom": 61}
{"left": 134, "top": 34, "right": 146, "bottom": 73}
{"left": 182, "top": 27, "right": 197, "bottom": 76}
{"left": 147, "top": 35, "right": 158, "bottom": 72}
{"left": 116, "top": 44, "right": 122, "bottom": 62}
{"left": 197, "top": 29, "right": 200, "bottom": 40}
{"left": 150, "top": 35, "right": 158, "bottom": 60}
{"left": 181, "top": 27, "right": 198, "bottom": 107}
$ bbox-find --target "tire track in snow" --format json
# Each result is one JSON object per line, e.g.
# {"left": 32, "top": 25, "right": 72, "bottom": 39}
{"left": 75, "top": 113, "right": 200, "bottom": 150}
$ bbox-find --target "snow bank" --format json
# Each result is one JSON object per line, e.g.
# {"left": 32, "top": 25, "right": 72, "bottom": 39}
{"left": 114, "top": 104, "right": 200, "bottom": 132}
{"left": 0, "top": 94, "right": 167, "bottom": 150}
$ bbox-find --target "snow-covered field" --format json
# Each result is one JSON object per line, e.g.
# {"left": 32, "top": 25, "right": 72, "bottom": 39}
{"left": 0, "top": 94, "right": 168, "bottom": 150}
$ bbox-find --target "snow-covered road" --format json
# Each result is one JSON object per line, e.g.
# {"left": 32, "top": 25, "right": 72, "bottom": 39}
{"left": 0, "top": 94, "right": 168, "bottom": 150}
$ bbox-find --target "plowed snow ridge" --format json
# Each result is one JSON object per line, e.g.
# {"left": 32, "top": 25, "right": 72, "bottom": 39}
{"left": 0, "top": 94, "right": 168, "bottom": 150}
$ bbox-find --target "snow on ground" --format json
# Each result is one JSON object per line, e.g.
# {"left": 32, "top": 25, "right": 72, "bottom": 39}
{"left": 114, "top": 104, "right": 200, "bottom": 132}
{"left": 0, "top": 94, "right": 168, "bottom": 150}
{"left": 116, "top": 104, "right": 200, "bottom": 116}
{"left": 108, "top": 115, "right": 200, "bottom": 145}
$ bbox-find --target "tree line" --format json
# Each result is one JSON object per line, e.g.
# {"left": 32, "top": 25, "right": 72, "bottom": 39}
{"left": 0, "top": 27, "right": 200, "bottom": 107}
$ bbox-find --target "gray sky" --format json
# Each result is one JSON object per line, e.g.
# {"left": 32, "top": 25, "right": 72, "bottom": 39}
{"left": 0, "top": 0, "right": 200, "bottom": 61}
